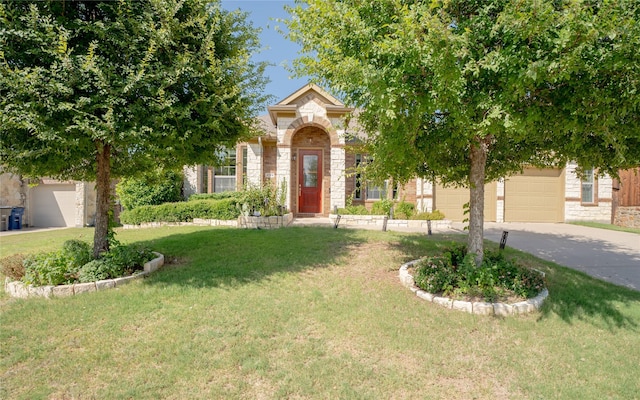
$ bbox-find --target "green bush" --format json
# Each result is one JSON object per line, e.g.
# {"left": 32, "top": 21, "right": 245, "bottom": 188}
{"left": 336, "top": 205, "right": 370, "bottom": 215}
{"left": 77, "top": 245, "right": 154, "bottom": 283}
{"left": 116, "top": 168, "right": 183, "bottom": 210}
{"left": 23, "top": 251, "right": 74, "bottom": 286}
{"left": 413, "top": 244, "right": 545, "bottom": 302}
{"left": 77, "top": 259, "right": 116, "bottom": 283}
{"left": 239, "top": 182, "right": 288, "bottom": 217}
{"left": 371, "top": 199, "right": 394, "bottom": 215}
{"left": 120, "top": 198, "right": 240, "bottom": 225}
{"left": 0, "top": 253, "right": 27, "bottom": 281}
{"left": 62, "top": 240, "right": 92, "bottom": 268}
{"left": 189, "top": 192, "right": 242, "bottom": 201}
{"left": 394, "top": 201, "right": 415, "bottom": 219}
{"left": 22, "top": 243, "right": 155, "bottom": 286}
{"left": 410, "top": 210, "right": 446, "bottom": 220}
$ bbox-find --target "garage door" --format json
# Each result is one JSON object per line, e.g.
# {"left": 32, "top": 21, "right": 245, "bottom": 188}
{"left": 435, "top": 182, "right": 497, "bottom": 222}
{"left": 504, "top": 168, "right": 564, "bottom": 222}
{"left": 32, "top": 184, "right": 76, "bottom": 227}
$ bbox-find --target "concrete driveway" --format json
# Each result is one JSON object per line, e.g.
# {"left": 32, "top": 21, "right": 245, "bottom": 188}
{"left": 452, "top": 222, "right": 640, "bottom": 291}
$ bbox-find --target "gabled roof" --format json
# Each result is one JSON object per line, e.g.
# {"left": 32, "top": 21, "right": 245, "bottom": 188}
{"left": 277, "top": 83, "right": 344, "bottom": 106}
{"left": 267, "top": 83, "right": 354, "bottom": 125}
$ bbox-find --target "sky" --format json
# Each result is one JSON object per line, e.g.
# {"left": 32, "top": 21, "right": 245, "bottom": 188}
{"left": 221, "top": 0, "right": 311, "bottom": 114}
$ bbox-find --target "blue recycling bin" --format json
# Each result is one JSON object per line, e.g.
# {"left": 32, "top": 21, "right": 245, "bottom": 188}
{"left": 9, "top": 207, "right": 24, "bottom": 230}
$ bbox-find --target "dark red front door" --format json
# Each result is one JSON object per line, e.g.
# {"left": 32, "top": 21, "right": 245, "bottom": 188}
{"left": 298, "top": 149, "right": 322, "bottom": 213}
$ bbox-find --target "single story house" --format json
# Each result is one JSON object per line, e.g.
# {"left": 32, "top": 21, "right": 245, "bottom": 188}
{"left": 184, "top": 83, "right": 627, "bottom": 225}
{"left": 2, "top": 84, "right": 637, "bottom": 228}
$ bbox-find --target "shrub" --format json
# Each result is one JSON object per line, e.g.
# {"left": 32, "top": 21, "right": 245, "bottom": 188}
{"left": 77, "top": 259, "right": 116, "bottom": 283}
{"left": 76, "top": 245, "right": 154, "bottom": 283}
{"left": 23, "top": 251, "right": 74, "bottom": 286}
{"left": 411, "top": 210, "right": 445, "bottom": 220}
{"left": 62, "top": 240, "right": 92, "bottom": 269}
{"left": 413, "top": 243, "right": 545, "bottom": 302}
{"left": 104, "top": 244, "right": 154, "bottom": 275}
{"left": 0, "top": 254, "right": 27, "bottom": 281}
{"left": 239, "top": 182, "right": 288, "bottom": 217}
{"left": 116, "top": 168, "right": 183, "bottom": 210}
{"left": 336, "top": 205, "right": 369, "bottom": 215}
{"left": 189, "top": 192, "right": 242, "bottom": 201}
{"left": 394, "top": 201, "right": 415, "bottom": 219}
{"left": 20, "top": 243, "right": 155, "bottom": 286}
{"left": 370, "top": 199, "right": 394, "bottom": 215}
{"left": 119, "top": 198, "right": 240, "bottom": 225}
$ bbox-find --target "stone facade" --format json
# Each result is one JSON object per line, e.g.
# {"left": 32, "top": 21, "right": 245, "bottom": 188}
{"left": 564, "top": 162, "right": 613, "bottom": 222}
{"left": 614, "top": 206, "right": 640, "bottom": 228}
{"left": 0, "top": 172, "right": 25, "bottom": 207}
{"left": 181, "top": 84, "right": 620, "bottom": 224}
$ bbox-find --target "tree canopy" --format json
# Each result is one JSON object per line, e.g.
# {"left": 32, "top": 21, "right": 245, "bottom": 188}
{"left": 286, "top": 0, "right": 640, "bottom": 263}
{"left": 1, "top": 0, "right": 269, "bottom": 256}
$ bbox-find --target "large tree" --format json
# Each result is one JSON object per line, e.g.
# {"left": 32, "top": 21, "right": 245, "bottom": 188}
{"left": 286, "top": 0, "right": 640, "bottom": 264}
{"left": 0, "top": 0, "right": 269, "bottom": 257}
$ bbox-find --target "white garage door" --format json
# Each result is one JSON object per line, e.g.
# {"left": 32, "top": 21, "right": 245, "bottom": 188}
{"left": 32, "top": 184, "right": 77, "bottom": 227}
{"left": 434, "top": 182, "right": 497, "bottom": 222}
{"left": 504, "top": 168, "right": 564, "bottom": 222}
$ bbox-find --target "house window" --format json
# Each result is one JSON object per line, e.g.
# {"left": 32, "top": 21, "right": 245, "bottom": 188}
{"left": 354, "top": 153, "right": 394, "bottom": 201}
{"left": 213, "top": 148, "right": 237, "bottom": 192}
{"left": 366, "top": 181, "right": 387, "bottom": 200}
{"left": 581, "top": 168, "right": 595, "bottom": 204}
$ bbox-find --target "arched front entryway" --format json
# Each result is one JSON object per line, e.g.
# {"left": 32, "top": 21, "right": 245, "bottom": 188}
{"left": 290, "top": 126, "right": 332, "bottom": 216}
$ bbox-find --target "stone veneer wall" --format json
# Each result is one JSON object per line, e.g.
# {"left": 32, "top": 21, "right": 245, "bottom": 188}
{"left": 0, "top": 172, "right": 25, "bottom": 208}
{"left": 564, "top": 162, "right": 613, "bottom": 222}
{"left": 614, "top": 206, "right": 640, "bottom": 228}
{"left": 330, "top": 148, "right": 346, "bottom": 210}
{"left": 246, "top": 142, "right": 263, "bottom": 187}
{"left": 182, "top": 166, "right": 200, "bottom": 199}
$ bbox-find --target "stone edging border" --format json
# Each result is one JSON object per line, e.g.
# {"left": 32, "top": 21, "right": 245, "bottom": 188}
{"left": 4, "top": 252, "right": 164, "bottom": 299}
{"left": 399, "top": 259, "right": 548, "bottom": 316}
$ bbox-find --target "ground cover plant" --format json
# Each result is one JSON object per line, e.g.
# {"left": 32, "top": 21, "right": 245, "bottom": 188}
{"left": 1, "top": 226, "right": 639, "bottom": 399}
{"left": 0, "top": 239, "right": 155, "bottom": 286}
{"left": 413, "top": 243, "right": 545, "bottom": 302}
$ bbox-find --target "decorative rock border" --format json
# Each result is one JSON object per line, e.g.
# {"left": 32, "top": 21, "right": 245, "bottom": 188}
{"left": 123, "top": 214, "right": 294, "bottom": 230}
{"left": 4, "top": 252, "right": 164, "bottom": 299}
{"left": 123, "top": 220, "right": 237, "bottom": 229}
{"left": 399, "top": 259, "right": 548, "bottom": 316}
{"left": 329, "top": 214, "right": 451, "bottom": 231}
{"left": 237, "top": 213, "right": 294, "bottom": 229}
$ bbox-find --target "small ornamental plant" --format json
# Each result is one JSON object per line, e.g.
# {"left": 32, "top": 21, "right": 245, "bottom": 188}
{"left": 413, "top": 243, "right": 545, "bottom": 302}
{"left": 1, "top": 240, "right": 155, "bottom": 287}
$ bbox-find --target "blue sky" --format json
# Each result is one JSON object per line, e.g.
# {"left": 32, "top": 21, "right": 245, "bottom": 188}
{"left": 221, "top": 0, "right": 311, "bottom": 114}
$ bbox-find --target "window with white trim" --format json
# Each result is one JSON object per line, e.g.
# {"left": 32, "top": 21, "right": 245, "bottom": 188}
{"left": 213, "top": 148, "right": 237, "bottom": 192}
{"left": 581, "top": 168, "right": 595, "bottom": 204}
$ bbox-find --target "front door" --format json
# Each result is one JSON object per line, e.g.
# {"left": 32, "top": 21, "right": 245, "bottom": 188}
{"left": 298, "top": 149, "right": 322, "bottom": 214}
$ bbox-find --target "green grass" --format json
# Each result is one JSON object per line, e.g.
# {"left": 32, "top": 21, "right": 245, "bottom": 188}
{"left": 1, "top": 226, "right": 639, "bottom": 399}
{"left": 569, "top": 220, "right": 640, "bottom": 234}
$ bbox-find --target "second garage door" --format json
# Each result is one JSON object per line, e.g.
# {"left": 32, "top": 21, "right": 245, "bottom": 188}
{"left": 504, "top": 168, "right": 564, "bottom": 222}
{"left": 31, "top": 183, "right": 77, "bottom": 227}
{"left": 435, "top": 182, "right": 497, "bottom": 222}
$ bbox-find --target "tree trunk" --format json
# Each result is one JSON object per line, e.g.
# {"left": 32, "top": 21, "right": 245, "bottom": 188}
{"left": 93, "top": 141, "right": 111, "bottom": 258}
{"left": 468, "top": 138, "right": 489, "bottom": 266}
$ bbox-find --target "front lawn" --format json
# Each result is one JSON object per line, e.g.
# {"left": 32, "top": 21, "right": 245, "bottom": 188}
{"left": 1, "top": 226, "right": 639, "bottom": 399}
